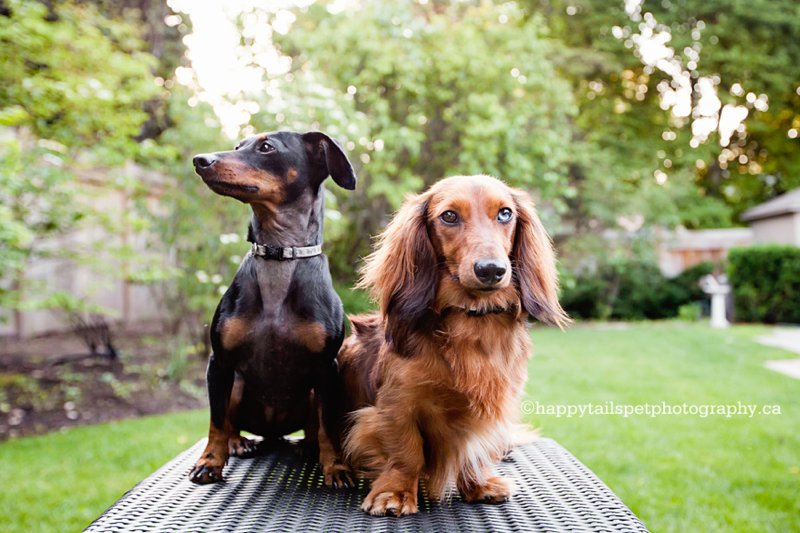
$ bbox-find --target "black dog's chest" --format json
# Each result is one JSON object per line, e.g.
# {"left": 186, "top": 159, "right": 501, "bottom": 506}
{"left": 211, "top": 255, "right": 343, "bottom": 407}
{"left": 232, "top": 315, "right": 319, "bottom": 394}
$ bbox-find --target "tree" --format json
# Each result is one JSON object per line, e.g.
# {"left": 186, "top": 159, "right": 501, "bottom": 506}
{"left": 0, "top": 0, "right": 250, "bottom": 353}
{"left": 526, "top": 0, "right": 800, "bottom": 231}
{"left": 138, "top": 87, "right": 244, "bottom": 352}
{"left": 0, "top": 0, "right": 158, "bottom": 160}
{"left": 0, "top": 0, "right": 159, "bottom": 331}
{"left": 245, "top": 1, "right": 577, "bottom": 279}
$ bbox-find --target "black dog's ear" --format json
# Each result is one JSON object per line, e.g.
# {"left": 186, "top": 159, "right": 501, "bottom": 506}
{"left": 302, "top": 131, "right": 357, "bottom": 190}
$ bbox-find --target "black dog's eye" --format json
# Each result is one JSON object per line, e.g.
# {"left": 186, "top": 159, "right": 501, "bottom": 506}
{"left": 440, "top": 210, "right": 459, "bottom": 225}
{"left": 497, "top": 207, "right": 513, "bottom": 224}
{"left": 257, "top": 141, "right": 274, "bottom": 154}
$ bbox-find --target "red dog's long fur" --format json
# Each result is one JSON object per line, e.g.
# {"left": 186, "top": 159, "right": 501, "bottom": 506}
{"left": 338, "top": 175, "right": 570, "bottom": 516}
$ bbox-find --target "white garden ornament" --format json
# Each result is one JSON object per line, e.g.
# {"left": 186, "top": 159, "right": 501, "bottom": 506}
{"left": 699, "top": 274, "right": 731, "bottom": 329}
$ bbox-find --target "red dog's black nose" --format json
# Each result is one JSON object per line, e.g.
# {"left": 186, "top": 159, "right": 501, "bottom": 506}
{"left": 193, "top": 154, "right": 217, "bottom": 169}
{"left": 474, "top": 259, "right": 507, "bottom": 285}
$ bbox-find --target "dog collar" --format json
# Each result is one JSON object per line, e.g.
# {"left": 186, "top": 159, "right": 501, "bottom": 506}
{"left": 250, "top": 242, "right": 322, "bottom": 260}
{"left": 444, "top": 303, "right": 519, "bottom": 317}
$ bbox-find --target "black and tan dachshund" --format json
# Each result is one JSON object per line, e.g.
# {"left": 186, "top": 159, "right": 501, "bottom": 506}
{"left": 188, "top": 130, "right": 356, "bottom": 488}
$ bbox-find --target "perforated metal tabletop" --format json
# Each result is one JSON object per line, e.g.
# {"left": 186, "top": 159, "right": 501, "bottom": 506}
{"left": 86, "top": 438, "right": 648, "bottom": 532}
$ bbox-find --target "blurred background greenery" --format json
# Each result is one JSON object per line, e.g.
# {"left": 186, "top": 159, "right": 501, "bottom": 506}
{"left": 0, "top": 0, "right": 798, "bottom": 531}
{"left": 1, "top": 0, "right": 799, "bottom": 340}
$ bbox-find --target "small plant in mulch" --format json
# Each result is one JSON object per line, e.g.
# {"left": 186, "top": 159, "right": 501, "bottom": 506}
{"left": 50, "top": 297, "right": 119, "bottom": 366}
{"left": 0, "top": 323, "right": 207, "bottom": 440}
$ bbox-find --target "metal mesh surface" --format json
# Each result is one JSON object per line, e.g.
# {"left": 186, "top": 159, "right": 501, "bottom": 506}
{"left": 86, "top": 438, "right": 649, "bottom": 532}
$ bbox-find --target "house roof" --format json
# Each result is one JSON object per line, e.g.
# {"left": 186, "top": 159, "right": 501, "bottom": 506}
{"left": 741, "top": 188, "right": 800, "bottom": 222}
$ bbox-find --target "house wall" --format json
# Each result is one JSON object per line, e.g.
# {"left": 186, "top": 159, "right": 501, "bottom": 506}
{"left": 656, "top": 228, "right": 754, "bottom": 277}
{"left": 795, "top": 213, "right": 800, "bottom": 245}
{"left": 659, "top": 248, "right": 728, "bottom": 277}
{"left": 750, "top": 214, "right": 800, "bottom": 246}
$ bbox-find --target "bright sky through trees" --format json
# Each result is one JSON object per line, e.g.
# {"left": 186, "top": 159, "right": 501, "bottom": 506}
{"left": 171, "top": 0, "right": 760, "bottom": 147}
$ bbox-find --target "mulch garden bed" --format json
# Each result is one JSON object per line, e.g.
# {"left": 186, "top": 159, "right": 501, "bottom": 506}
{"left": 0, "top": 323, "right": 206, "bottom": 440}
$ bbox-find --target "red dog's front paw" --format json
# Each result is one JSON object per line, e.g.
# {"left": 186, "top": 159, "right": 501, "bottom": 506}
{"left": 361, "top": 489, "right": 418, "bottom": 516}
{"left": 460, "top": 475, "right": 513, "bottom": 504}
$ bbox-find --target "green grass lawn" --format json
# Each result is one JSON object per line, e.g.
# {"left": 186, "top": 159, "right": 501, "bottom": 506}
{"left": 527, "top": 322, "right": 799, "bottom": 533}
{"left": 0, "top": 410, "right": 208, "bottom": 532}
{"left": 1, "top": 322, "right": 798, "bottom": 532}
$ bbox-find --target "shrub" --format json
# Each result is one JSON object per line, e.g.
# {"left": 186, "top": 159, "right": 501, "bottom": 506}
{"left": 728, "top": 245, "right": 800, "bottom": 323}
{"left": 558, "top": 268, "right": 603, "bottom": 319}
{"left": 605, "top": 261, "right": 677, "bottom": 320}
{"left": 677, "top": 303, "right": 702, "bottom": 321}
{"left": 671, "top": 261, "right": 717, "bottom": 303}
{"left": 334, "top": 283, "right": 374, "bottom": 316}
{"left": 560, "top": 259, "right": 717, "bottom": 321}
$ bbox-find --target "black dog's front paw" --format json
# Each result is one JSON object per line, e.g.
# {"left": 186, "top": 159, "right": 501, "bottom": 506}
{"left": 228, "top": 436, "right": 260, "bottom": 458}
{"left": 188, "top": 461, "right": 224, "bottom": 484}
{"left": 324, "top": 463, "right": 356, "bottom": 489}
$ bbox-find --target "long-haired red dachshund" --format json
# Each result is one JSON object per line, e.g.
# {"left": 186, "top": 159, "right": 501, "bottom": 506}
{"left": 338, "top": 175, "right": 570, "bottom": 516}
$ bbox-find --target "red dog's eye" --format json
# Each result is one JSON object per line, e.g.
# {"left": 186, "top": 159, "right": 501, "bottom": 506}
{"left": 497, "top": 207, "right": 513, "bottom": 224}
{"left": 440, "top": 210, "right": 459, "bottom": 224}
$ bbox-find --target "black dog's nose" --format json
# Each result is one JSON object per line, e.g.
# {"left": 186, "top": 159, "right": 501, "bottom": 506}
{"left": 193, "top": 154, "right": 217, "bottom": 169}
{"left": 474, "top": 259, "right": 507, "bottom": 285}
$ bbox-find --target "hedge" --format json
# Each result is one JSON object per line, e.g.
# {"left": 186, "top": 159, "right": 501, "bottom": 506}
{"left": 560, "top": 260, "right": 715, "bottom": 321}
{"left": 727, "top": 245, "right": 800, "bottom": 324}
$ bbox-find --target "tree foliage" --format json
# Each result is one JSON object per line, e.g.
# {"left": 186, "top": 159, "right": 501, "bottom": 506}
{"left": 528, "top": 0, "right": 800, "bottom": 232}
{"left": 0, "top": 0, "right": 158, "bottom": 160}
{"left": 249, "top": 1, "right": 577, "bottom": 277}
{"left": 0, "top": 0, "right": 162, "bottom": 321}
{"left": 0, "top": 0, "right": 244, "bottom": 346}
{"left": 140, "top": 88, "right": 244, "bottom": 349}
{"left": 215, "top": 0, "right": 799, "bottom": 281}
{"left": 2, "top": 0, "right": 798, "bottom": 337}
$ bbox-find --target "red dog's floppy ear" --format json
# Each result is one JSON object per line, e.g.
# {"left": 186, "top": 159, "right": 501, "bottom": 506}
{"left": 511, "top": 189, "right": 571, "bottom": 328}
{"left": 358, "top": 192, "right": 437, "bottom": 354}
